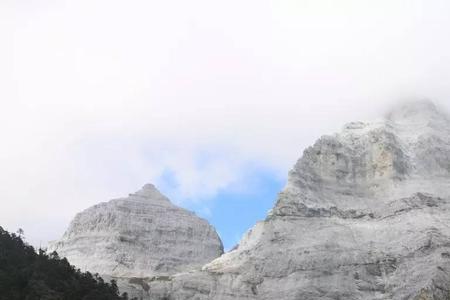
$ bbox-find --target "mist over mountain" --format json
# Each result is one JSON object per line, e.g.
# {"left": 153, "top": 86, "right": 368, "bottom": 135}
{"left": 41, "top": 100, "right": 450, "bottom": 300}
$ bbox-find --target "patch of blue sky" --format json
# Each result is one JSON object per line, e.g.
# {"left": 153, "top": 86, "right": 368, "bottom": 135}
{"left": 158, "top": 164, "right": 285, "bottom": 251}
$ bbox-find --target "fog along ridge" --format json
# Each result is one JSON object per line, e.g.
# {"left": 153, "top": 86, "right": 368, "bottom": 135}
{"left": 140, "top": 100, "right": 450, "bottom": 300}
{"left": 53, "top": 100, "right": 450, "bottom": 300}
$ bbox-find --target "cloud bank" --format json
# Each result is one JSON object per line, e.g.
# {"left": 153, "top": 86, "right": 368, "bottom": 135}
{"left": 1, "top": 0, "right": 450, "bottom": 246}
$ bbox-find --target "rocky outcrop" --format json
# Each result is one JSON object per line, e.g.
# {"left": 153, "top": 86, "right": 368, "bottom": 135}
{"left": 48, "top": 184, "right": 223, "bottom": 280}
{"left": 142, "top": 100, "right": 450, "bottom": 300}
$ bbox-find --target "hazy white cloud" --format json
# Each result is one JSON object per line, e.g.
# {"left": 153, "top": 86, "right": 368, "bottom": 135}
{"left": 1, "top": 0, "right": 450, "bottom": 246}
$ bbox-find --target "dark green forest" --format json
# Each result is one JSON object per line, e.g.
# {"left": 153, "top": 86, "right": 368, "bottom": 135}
{"left": 0, "top": 226, "right": 131, "bottom": 300}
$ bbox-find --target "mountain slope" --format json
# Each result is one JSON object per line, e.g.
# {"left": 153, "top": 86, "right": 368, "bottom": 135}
{"left": 146, "top": 100, "right": 450, "bottom": 300}
{"left": 49, "top": 184, "right": 223, "bottom": 279}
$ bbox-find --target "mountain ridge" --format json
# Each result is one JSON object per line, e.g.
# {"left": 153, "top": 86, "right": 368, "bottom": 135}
{"left": 142, "top": 99, "right": 450, "bottom": 300}
{"left": 52, "top": 100, "right": 450, "bottom": 300}
{"left": 48, "top": 185, "right": 223, "bottom": 279}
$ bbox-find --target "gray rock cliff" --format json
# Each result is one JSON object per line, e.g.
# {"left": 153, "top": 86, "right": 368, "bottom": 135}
{"left": 48, "top": 184, "right": 224, "bottom": 280}
{"left": 143, "top": 100, "right": 450, "bottom": 300}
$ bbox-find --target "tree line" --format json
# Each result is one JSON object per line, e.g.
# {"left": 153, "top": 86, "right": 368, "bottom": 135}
{"left": 0, "top": 226, "right": 135, "bottom": 300}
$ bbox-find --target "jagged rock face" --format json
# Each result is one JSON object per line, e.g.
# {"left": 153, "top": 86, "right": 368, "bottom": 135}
{"left": 48, "top": 184, "right": 223, "bottom": 278}
{"left": 143, "top": 100, "right": 450, "bottom": 300}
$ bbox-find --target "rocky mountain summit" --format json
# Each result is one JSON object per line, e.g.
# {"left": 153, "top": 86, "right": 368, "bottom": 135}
{"left": 140, "top": 100, "right": 450, "bottom": 300}
{"left": 48, "top": 184, "right": 223, "bottom": 279}
{"left": 51, "top": 100, "right": 450, "bottom": 300}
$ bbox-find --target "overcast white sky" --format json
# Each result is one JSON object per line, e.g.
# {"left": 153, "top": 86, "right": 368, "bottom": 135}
{"left": 1, "top": 0, "right": 450, "bottom": 247}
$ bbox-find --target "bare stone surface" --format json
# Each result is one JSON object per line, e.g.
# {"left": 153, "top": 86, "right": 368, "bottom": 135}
{"left": 51, "top": 100, "right": 450, "bottom": 300}
{"left": 140, "top": 100, "right": 450, "bottom": 300}
{"left": 48, "top": 184, "right": 224, "bottom": 279}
